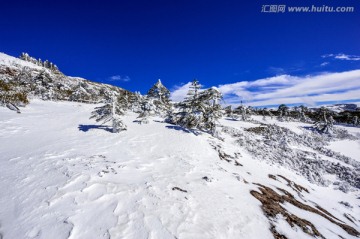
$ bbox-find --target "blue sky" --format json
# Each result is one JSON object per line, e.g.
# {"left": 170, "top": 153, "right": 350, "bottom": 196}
{"left": 1, "top": 0, "right": 359, "bottom": 107}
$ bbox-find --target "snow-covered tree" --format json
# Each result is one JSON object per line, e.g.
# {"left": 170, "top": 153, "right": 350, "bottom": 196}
{"left": 200, "top": 87, "right": 223, "bottom": 134}
{"left": 20, "top": 53, "right": 61, "bottom": 73}
{"left": 186, "top": 79, "right": 201, "bottom": 100}
{"left": 169, "top": 80, "right": 222, "bottom": 135}
{"left": 314, "top": 107, "right": 335, "bottom": 134}
{"left": 233, "top": 105, "right": 249, "bottom": 121}
{"left": 147, "top": 79, "right": 170, "bottom": 102}
{"left": 277, "top": 104, "right": 289, "bottom": 121}
{"left": 353, "top": 116, "right": 359, "bottom": 126}
{"left": 224, "top": 105, "right": 235, "bottom": 119}
{"left": 136, "top": 97, "right": 156, "bottom": 124}
{"left": 90, "top": 94, "right": 126, "bottom": 133}
{"left": 0, "top": 79, "right": 29, "bottom": 108}
{"left": 129, "top": 91, "right": 143, "bottom": 113}
{"left": 261, "top": 108, "right": 274, "bottom": 120}
{"left": 147, "top": 79, "right": 171, "bottom": 113}
{"left": 293, "top": 105, "right": 311, "bottom": 122}
{"left": 116, "top": 90, "right": 132, "bottom": 110}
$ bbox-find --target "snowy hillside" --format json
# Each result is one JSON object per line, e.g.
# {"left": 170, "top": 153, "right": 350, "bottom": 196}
{"left": 1, "top": 100, "right": 359, "bottom": 239}
{"left": 0, "top": 52, "right": 132, "bottom": 106}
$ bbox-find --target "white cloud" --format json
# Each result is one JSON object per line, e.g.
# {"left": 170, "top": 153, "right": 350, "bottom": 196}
{"left": 170, "top": 82, "right": 192, "bottom": 102}
{"left": 320, "top": 62, "right": 329, "bottom": 67}
{"left": 334, "top": 54, "right": 360, "bottom": 61}
{"left": 108, "top": 75, "right": 131, "bottom": 82}
{"left": 171, "top": 70, "right": 360, "bottom": 107}
{"left": 322, "top": 53, "right": 360, "bottom": 61}
{"left": 222, "top": 70, "right": 360, "bottom": 107}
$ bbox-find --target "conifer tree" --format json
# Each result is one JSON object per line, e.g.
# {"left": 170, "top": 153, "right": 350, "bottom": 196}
{"left": 200, "top": 87, "right": 223, "bottom": 134}
{"left": 169, "top": 80, "right": 223, "bottom": 135}
{"left": 147, "top": 79, "right": 170, "bottom": 102}
{"left": 147, "top": 79, "right": 171, "bottom": 113}
{"left": 136, "top": 96, "right": 156, "bottom": 124}
{"left": 90, "top": 93, "right": 126, "bottom": 133}
{"left": 129, "top": 91, "right": 143, "bottom": 113}
{"left": 277, "top": 104, "right": 289, "bottom": 121}
{"left": 233, "top": 105, "right": 249, "bottom": 121}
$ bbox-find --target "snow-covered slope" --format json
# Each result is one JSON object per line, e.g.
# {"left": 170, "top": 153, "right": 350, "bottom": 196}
{"left": 0, "top": 52, "right": 132, "bottom": 105}
{"left": 0, "top": 52, "right": 43, "bottom": 70}
{"left": 1, "top": 100, "right": 359, "bottom": 239}
{"left": 323, "top": 104, "right": 359, "bottom": 113}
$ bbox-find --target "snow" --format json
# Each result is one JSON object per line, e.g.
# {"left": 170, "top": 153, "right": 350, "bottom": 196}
{"left": 252, "top": 115, "right": 311, "bottom": 135}
{"left": 326, "top": 140, "right": 360, "bottom": 162}
{"left": 283, "top": 202, "right": 359, "bottom": 239}
{"left": 0, "top": 100, "right": 359, "bottom": 238}
{"left": 0, "top": 100, "right": 269, "bottom": 238}
{"left": 0, "top": 52, "right": 43, "bottom": 70}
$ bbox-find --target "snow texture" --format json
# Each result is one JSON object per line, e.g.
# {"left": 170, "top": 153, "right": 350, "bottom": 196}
{"left": 1, "top": 100, "right": 359, "bottom": 239}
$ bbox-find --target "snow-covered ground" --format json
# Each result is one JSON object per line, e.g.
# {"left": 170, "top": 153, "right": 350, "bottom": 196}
{"left": 1, "top": 100, "right": 359, "bottom": 239}
{"left": 0, "top": 52, "right": 42, "bottom": 70}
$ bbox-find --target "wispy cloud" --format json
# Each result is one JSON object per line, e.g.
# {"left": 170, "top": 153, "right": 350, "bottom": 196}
{"left": 170, "top": 70, "right": 360, "bottom": 107}
{"left": 108, "top": 75, "right": 131, "bottom": 82}
{"left": 320, "top": 62, "right": 329, "bottom": 67}
{"left": 267, "top": 67, "right": 286, "bottom": 75}
{"left": 322, "top": 53, "right": 360, "bottom": 61}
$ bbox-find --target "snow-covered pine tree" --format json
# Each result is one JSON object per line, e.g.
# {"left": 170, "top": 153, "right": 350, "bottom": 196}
{"left": 147, "top": 79, "right": 170, "bottom": 102}
{"left": 199, "top": 87, "right": 223, "bottom": 135}
{"left": 170, "top": 79, "right": 204, "bottom": 129}
{"left": 136, "top": 96, "right": 156, "bottom": 124}
{"left": 277, "top": 104, "right": 289, "bottom": 121}
{"left": 90, "top": 93, "right": 126, "bottom": 133}
{"left": 147, "top": 79, "right": 171, "bottom": 114}
{"left": 233, "top": 105, "right": 248, "bottom": 121}
{"left": 129, "top": 91, "right": 143, "bottom": 113}
{"left": 70, "top": 82, "right": 88, "bottom": 102}
{"left": 186, "top": 79, "right": 201, "bottom": 100}
{"left": 169, "top": 80, "right": 222, "bottom": 135}
{"left": 297, "top": 105, "right": 311, "bottom": 123}
{"left": 116, "top": 90, "right": 132, "bottom": 110}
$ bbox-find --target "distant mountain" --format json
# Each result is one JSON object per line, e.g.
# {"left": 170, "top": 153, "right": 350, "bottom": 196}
{"left": 324, "top": 103, "right": 359, "bottom": 113}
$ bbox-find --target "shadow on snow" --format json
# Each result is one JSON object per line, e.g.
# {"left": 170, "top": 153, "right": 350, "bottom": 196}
{"left": 78, "top": 124, "right": 113, "bottom": 133}
{"left": 165, "top": 125, "right": 201, "bottom": 135}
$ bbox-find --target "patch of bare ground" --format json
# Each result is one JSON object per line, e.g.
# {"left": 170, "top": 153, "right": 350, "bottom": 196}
{"left": 251, "top": 183, "right": 360, "bottom": 238}
{"left": 268, "top": 174, "right": 309, "bottom": 194}
{"left": 209, "top": 141, "right": 242, "bottom": 166}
